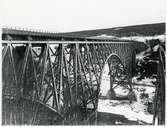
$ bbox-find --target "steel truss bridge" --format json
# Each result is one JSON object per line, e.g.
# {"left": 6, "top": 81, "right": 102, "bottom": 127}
{"left": 2, "top": 28, "right": 149, "bottom": 125}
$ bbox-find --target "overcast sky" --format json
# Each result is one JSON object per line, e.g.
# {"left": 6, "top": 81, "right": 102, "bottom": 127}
{"left": 0, "top": 0, "right": 166, "bottom": 32}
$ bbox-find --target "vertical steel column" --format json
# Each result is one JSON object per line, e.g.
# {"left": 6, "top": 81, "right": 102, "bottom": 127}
{"left": 9, "top": 44, "right": 18, "bottom": 87}
{"left": 48, "top": 44, "right": 60, "bottom": 111}
{"left": 40, "top": 44, "right": 48, "bottom": 97}
{"left": 20, "top": 44, "right": 30, "bottom": 97}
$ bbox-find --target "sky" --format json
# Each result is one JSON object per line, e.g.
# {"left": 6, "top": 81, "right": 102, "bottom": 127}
{"left": 0, "top": 0, "right": 166, "bottom": 32}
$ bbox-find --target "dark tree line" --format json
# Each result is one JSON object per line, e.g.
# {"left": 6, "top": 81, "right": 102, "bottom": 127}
{"left": 135, "top": 39, "right": 165, "bottom": 81}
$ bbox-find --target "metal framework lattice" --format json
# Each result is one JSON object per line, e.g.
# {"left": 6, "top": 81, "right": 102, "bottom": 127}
{"left": 2, "top": 28, "right": 148, "bottom": 125}
{"left": 2, "top": 41, "right": 135, "bottom": 124}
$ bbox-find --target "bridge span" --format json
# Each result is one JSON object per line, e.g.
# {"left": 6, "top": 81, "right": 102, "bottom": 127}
{"left": 2, "top": 28, "right": 147, "bottom": 125}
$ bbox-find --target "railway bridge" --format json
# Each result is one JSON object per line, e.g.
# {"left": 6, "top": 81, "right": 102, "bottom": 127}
{"left": 1, "top": 28, "right": 147, "bottom": 125}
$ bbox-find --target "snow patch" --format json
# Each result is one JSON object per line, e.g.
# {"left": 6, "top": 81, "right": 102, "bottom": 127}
{"left": 113, "top": 28, "right": 122, "bottom": 30}
{"left": 88, "top": 34, "right": 118, "bottom": 39}
{"left": 97, "top": 99, "right": 153, "bottom": 124}
{"left": 153, "top": 45, "right": 159, "bottom": 52}
{"left": 121, "top": 34, "right": 165, "bottom": 42}
{"left": 136, "top": 50, "right": 147, "bottom": 60}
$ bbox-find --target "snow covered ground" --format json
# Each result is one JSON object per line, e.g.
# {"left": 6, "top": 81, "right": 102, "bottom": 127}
{"left": 97, "top": 62, "right": 155, "bottom": 125}
{"left": 98, "top": 99, "right": 153, "bottom": 124}
{"left": 98, "top": 83, "right": 155, "bottom": 124}
{"left": 87, "top": 34, "right": 118, "bottom": 39}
